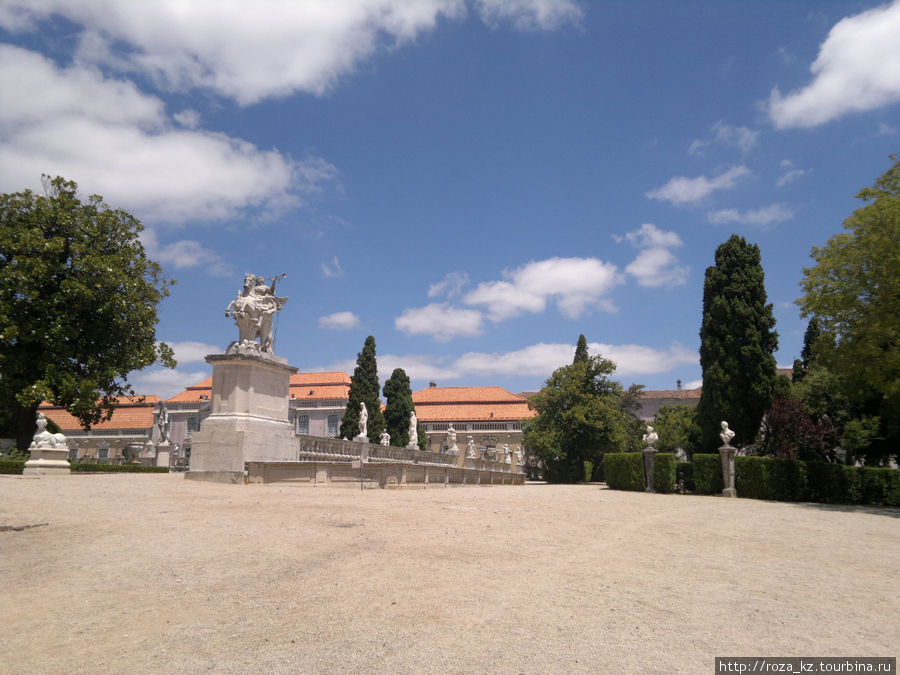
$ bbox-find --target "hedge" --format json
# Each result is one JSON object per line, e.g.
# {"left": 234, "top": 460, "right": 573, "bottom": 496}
{"left": 0, "top": 459, "right": 26, "bottom": 475}
{"left": 71, "top": 463, "right": 169, "bottom": 473}
{"left": 692, "top": 454, "right": 723, "bottom": 495}
{"left": 653, "top": 453, "right": 677, "bottom": 494}
{"left": 604, "top": 452, "right": 645, "bottom": 491}
{"left": 676, "top": 461, "right": 694, "bottom": 493}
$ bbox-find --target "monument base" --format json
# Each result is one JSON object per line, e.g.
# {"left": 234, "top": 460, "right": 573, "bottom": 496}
{"left": 23, "top": 454, "right": 71, "bottom": 475}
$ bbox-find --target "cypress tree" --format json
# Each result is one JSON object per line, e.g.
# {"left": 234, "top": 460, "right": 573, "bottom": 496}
{"left": 339, "top": 336, "right": 385, "bottom": 443}
{"left": 696, "top": 235, "right": 778, "bottom": 451}
{"left": 573, "top": 334, "right": 589, "bottom": 365}
{"left": 382, "top": 368, "right": 415, "bottom": 448}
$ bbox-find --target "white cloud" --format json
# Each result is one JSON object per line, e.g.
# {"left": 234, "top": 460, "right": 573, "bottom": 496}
{"left": 463, "top": 257, "right": 621, "bottom": 321}
{"left": 877, "top": 122, "right": 898, "bottom": 136}
{"left": 626, "top": 248, "right": 689, "bottom": 288}
{"left": 428, "top": 271, "right": 470, "bottom": 299}
{"left": 320, "top": 256, "right": 344, "bottom": 278}
{"left": 646, "top": 166, "right": 751, "bottom": 205}
{"left": 0, "top": 45, "right": 334, "bottom": 224}
{"left": 776, "top": 168, "right": 808, "bottom": 187}
{"left": 684, "top": 379, "right": 702, "bottom": 390}
{"left": 707, "top": 203, "right": 795, "bottom": 226}
{"left": 141, "top": 229, "right": 231, "bottom": 277}
{"left": 318, "top": 311, "right": 361, "bottom": 331}
{"left": 166, "top": 341, "right": 221, "bottom": 364}
{"left": 0, "top": 1, "right": 578, "bottom": 107}
{"left": 618, "top": 224, "right": 689, "bottom": 288}
{"left": 394, "top": 303, "right": 485, "bottom": 341}
{"left": 689, "top": 121, "right": 759, "bottom": 155}
{"left": 767, "top": 1, "right": 900, "bottom": 129}
{"left": 475, "top": 0, "right": 583, "bottom": 31}
{"left": 173, "top": 109, "right": 201, "bottom": 129}
{"left": 454, "top": 342, "right": 577, "bottom": 376}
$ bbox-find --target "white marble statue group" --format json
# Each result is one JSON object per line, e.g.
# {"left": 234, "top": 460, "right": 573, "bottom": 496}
{"left": 226, "top": 273, "right": 288, "bottom": 353}
{"left": 30, "top": 413, "right": 67, "bottom": 450}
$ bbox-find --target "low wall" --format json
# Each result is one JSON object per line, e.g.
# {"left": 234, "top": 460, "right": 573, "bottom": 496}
{"left": 245, "top": 434, "right": 524, "bottom": 487}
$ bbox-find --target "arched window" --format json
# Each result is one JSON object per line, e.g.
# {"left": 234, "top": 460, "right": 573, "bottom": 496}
{"left": 327, "top": 414, "right": 339, "bottom": 438}
{"left": 297, "top": 415, "right": 310, "bottom": 435}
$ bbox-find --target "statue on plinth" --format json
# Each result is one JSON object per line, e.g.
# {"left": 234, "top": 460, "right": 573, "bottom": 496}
{"left": 358, "top": 402, "right": 368, "bottom": 439}
{"left": 642, "top": 425, "right": 658, "bottom": 448}
{"left": 225, "top": 272, "right": 287, "bottom": 353}
{"left": 156, "top": 403, "right": 170, "bottom": 443}
{"left": 379, "top": 429, "right": 390, "bottom": 446}
{"left": 465, "top": 436, "right": 476, "bottom": 459}
{"left": 504, "top": 444, "right": 512, "bottom": 464}
{"left": 30, "top": 413, "right": 67, "bottom": 450}
{"left": 407, "top": 411, "right": 418, "bottom": 449}
{"left": 516, "top": 446, "right": 524, "bottom": 464}
{"left": 446, "top": 423, "right": 458, "bottom": 455}
{"left": 719, "top": 421, "right": 735, "bottom": 447}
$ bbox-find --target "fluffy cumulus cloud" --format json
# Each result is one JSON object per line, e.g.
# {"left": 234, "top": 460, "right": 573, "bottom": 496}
{"left": 0, "top": 45, "right": 335, "bottom": 224}
{"left": 318, "top": 311, "right": 361, "bottom": 331}
{"left": 0, "top": 0, "right": 579, "bottom": 106}
{"left": 767, "top": 1, "right": 900, "bottom": 129}
{"left": 394, "top": 303, "right": 485, "bottom": 341}
{"left": 689, "top": 121, "right": 759, "bottom": 155}
{"left": 646, "top": 166, "right": 751, "bottom": 206}
{"left": 141, "top": 229, "right": 231, "bottom": 277}
{"left": 707, "top": 203, "right": 794, "bottom": 226}
{"left": 463, "top": 257, "right": 621, "bottom": 320}
{"left": 618, "top": 224, "right": 689, "bottom": 288}
{"left": 128, "top": 367, "right": 210, "bottom": 400}
{"left": 428, "top": 271, "right": 470, "bottom": 299}
{"left": 166, "top": 341, "right": 222, "bottom": 364}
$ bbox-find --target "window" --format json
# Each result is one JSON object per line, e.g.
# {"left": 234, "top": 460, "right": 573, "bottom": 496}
{"left": 297, "top": 415, "right": 310, "bottom": 435}
{"left": 327, "top": 415, "right": 339, "bottom": 437}
{"left": 98, "top": 447, "right": 109, "bottom": 459}
{"left": 186, "top": 416, "right": 198, "bottom": 436}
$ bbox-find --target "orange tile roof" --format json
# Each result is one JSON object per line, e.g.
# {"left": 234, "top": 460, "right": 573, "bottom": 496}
{"left": 412, "top": 386, "right": 536, "bottom": 422}
{"left": 39, "top": 397, "right": 160, "bottom": 431}
{"left": 168, "top": 372, "right": 351, "bottom": 403}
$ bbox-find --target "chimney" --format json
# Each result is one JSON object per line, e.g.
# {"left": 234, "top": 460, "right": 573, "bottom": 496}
{"left": 677, "top": 379, "right": 682, "bottom": 390}
{"left": 429, "top": 381, "right": 437, "bottom": 388}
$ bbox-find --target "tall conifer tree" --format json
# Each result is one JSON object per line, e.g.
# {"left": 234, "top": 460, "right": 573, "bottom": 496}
{"left": 573, "top": 334, "right": 589, "bottom": 364}
{"left": 696, "top": 235, "right": 778, "bottom": 451}
{"left": 382, "top": 368, "right": 415, "bottom": 448}
{"left": 339, "top": 335, "right": 385, "bottom": 443}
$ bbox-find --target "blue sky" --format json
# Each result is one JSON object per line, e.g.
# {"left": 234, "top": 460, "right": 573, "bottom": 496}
{"left": 2, "top": 0, "right": 898, "bottom": 399}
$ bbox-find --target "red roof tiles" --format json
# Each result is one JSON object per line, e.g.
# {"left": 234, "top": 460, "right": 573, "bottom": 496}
{"left": 412, "top": 386, "right": 536, "bottom": 422}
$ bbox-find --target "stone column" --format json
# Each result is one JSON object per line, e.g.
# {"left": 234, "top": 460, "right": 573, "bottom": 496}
{"left": 642, "top": 447, "right": 657, "bottom": 493}
{"left": 719, "top": 445, "right": 737, "bottom": 497}
{"left": 155, "top": 441, "right": 171, "bottom": 468}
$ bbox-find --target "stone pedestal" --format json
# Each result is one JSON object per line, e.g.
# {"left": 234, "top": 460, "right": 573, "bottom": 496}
{"left": 719, "top": 444, "right": 737, "bottom": 498}
{"left": 23, "top": 448, "right": 71, "bottom": 475}
{"left": 186, "top": 351, "right": 298, "bottom": 483}
{"left": 642, "top": 447, "right": 657, "bottom": 493}
{"left": 155, "top": 441, "right": 171, "bottom": 468}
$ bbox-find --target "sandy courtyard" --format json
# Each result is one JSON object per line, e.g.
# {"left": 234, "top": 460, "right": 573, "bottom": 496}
{"left": 1, "top": 473, "right": 897, "bottom": 673}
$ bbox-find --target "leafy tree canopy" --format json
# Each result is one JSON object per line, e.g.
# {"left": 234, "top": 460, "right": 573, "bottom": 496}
{"left": 339, "top": 335, "right": 385, "bottom": 443}
{"left": 797, "top": 156, "right": 900, "bottom": 414}
{"left": 0, "top": 177, "right": 174, "bottom": 450}
{"left": 523, "top": 353, "right": 634, "bottom": 482}
{"left": 696, "top": 234, "right": 778, "bottom": 451}
{"left": 650, "top": 404, "right": 700, "bottom": 457}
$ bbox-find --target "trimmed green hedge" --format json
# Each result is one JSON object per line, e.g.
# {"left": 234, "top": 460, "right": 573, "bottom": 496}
{"left": 0, "top": 459, "right": 26, "bottom": 475}
{"left": 693, "top": 454, "right": 723, "bottom": 495}
{"left": 604, "top": 452, "right": 645, "bottom": 491}
{"left": 653, "top": 453, "right": 677, "bottom": 494}
{"left": 71, "top": 463, "right": 169, "bottom": 473}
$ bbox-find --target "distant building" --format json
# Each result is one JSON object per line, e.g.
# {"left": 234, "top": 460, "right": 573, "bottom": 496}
{"left": 636, "top": 386, "right": 701, "bottom": 421}
{"left": 411, "top": 383, "right": 536, "bottom": 455}
{"left": 39, "top": 396, "right": 161, "bottom": 461}
{"left": 166, "top": 372, "right": 352, "bottom": 453}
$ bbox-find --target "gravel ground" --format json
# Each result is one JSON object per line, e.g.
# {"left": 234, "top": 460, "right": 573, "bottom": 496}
{"left": 1, "top": 473, "right": 897, "bottom": 673}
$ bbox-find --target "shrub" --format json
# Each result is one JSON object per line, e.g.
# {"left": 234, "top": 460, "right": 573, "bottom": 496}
{"left": 806, "top": 462, "right": 861, "bottom": 504}
{"left": 653, "top": 453, "right": 677, "bottom": 494}
{"left": 769, "top": 458, "right": 809, "bottom": 502}
{"left": 693, "top": 454, "right": 723, "bottom": 494}
{"left": 676, "top": 461, "right": 694, "bottom": 493}
{"left": 604, "top": 452, "right": 645, "bottom": 491}
{"left": 0, "top": 458, "right": 26, "bottom": 474}
{"left": 735, "top": 456, "right": 775, "bottom": 500}
{"left": 70, "top": 463, "right": 168, "bottom": 473}
{"left": 860, "top": 467, "right": 899, "bottom": 506}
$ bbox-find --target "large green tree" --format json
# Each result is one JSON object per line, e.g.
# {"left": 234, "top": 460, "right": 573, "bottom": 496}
{"left": 523, "top": 352, "right": 633, "bottom": 482}
{"left": 696, "top": 235, "right": 778, "bottom": 451}
{"left": 651, "top": 404, "right": 700, "bottom": 457}
{"left": 382, "top": 368, "right": 424, "bottom": 450}
{"left": 339, "top": 335, "right": 385, "bottom": 443}
{"left": 0, "top": 177, "right": 175, "bottom": 451}
{"left": 796, "top": 157, "right": 900, "bottom": 463}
